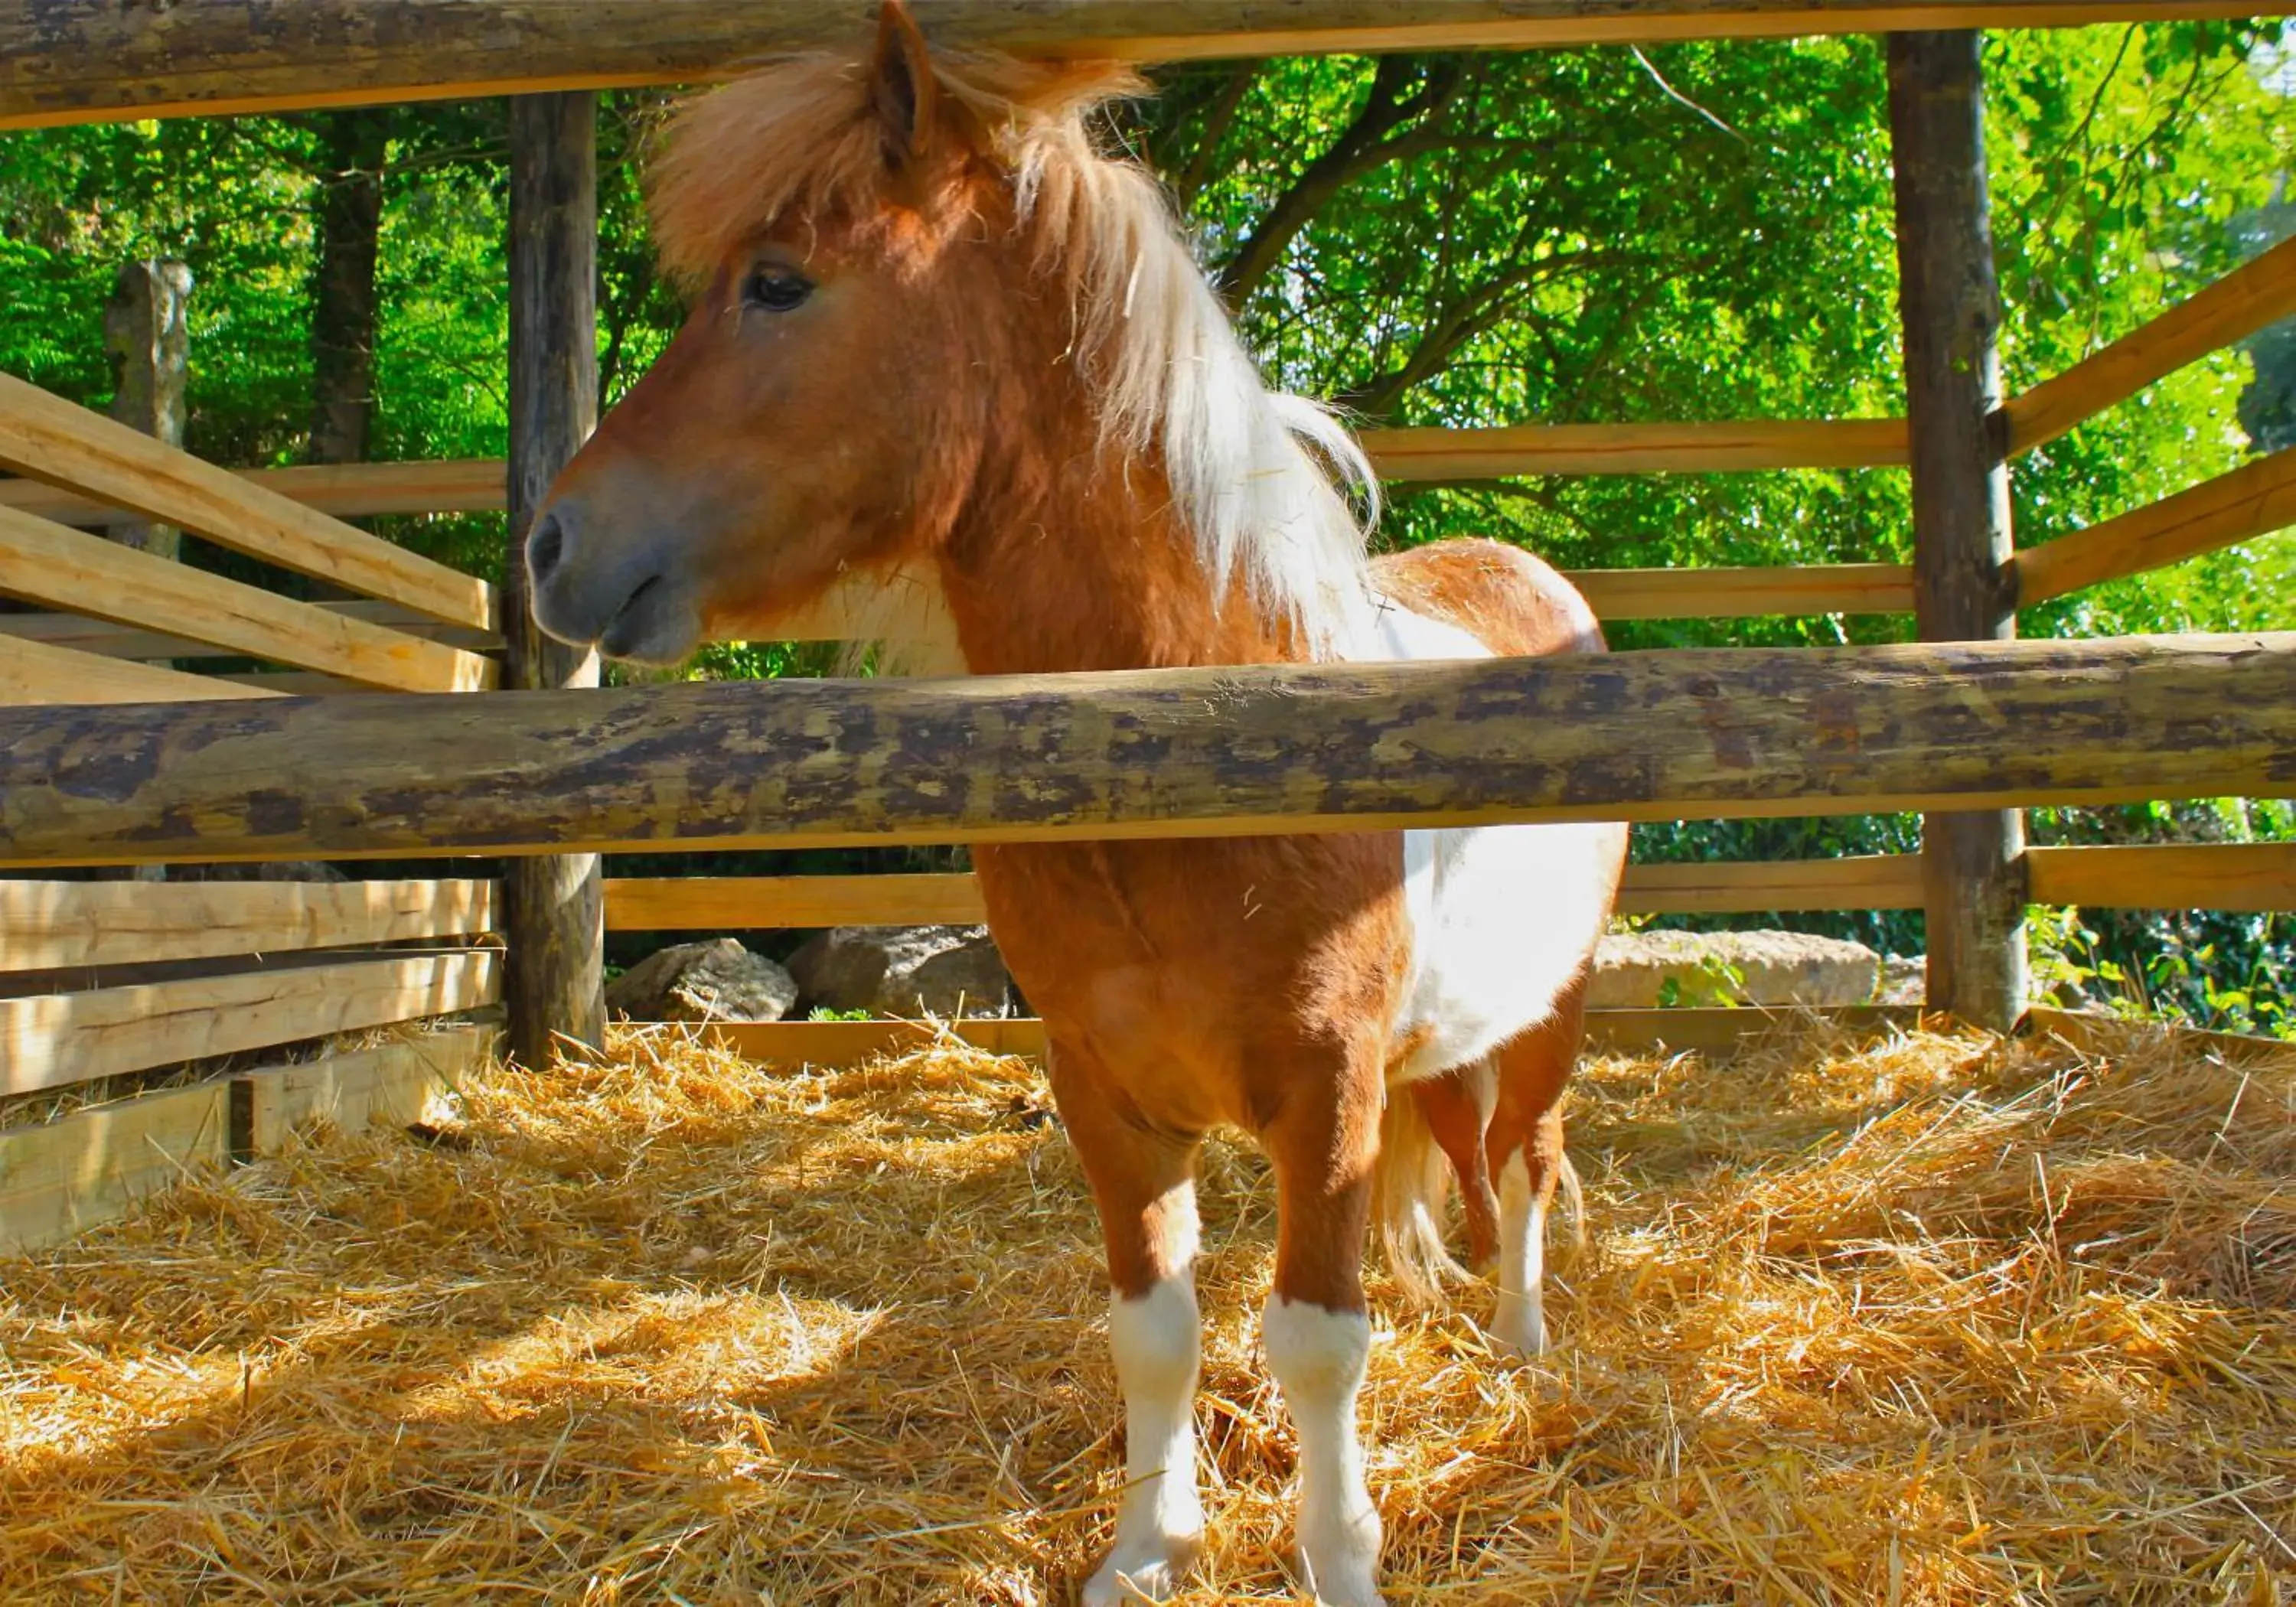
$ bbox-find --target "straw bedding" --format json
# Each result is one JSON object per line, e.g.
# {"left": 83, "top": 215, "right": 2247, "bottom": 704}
{"left": 2, "top": 1018, "right": 2291, "bottom": 1602}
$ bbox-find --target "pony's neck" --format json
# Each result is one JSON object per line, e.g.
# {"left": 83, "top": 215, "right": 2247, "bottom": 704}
{"left": 934, "top": 372, "right": 1295, "bottom": 676}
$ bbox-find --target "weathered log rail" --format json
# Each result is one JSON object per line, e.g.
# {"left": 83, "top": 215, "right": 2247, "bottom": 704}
{"left": 1, "top": 0, "right": 2278, "bottom": 129}
{"left": 2, "top": 633, "right": 2289, "bottom": 869}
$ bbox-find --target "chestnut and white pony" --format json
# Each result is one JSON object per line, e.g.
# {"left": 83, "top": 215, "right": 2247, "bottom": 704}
{"left": 530, "top": 10, "right": 1624, "bottom": 1602}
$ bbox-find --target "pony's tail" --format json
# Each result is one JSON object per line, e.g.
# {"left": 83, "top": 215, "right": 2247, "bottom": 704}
{"left": 1554, "top": 1149, "right": 1588, "bottom": 1263}
{"left": 1373, "top": 1084, "right": 1466, "bottom": 1308}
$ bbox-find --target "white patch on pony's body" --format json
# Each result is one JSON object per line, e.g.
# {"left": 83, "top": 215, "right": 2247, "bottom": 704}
{"left": 1491, "top": 1152, "right": 1549, "bottom": 1358}
{"left": 1262, "top": 1296, "right": 1384, "bottom": 1607}
{"left": 1088, "top": 1276, "right": 1205, "bottom": 1605}
{"left": 1356, "top": 601, "right": 1626, "bottom": 1085}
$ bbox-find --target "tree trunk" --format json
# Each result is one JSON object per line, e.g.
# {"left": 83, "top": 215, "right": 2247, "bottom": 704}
{"left": 1888, "top": 30, "right": 2028, "bottom": 1032}
{"left": 503, "top": 91, "right": 606, "bottom": 1067}
{"left": 308, "top": 109, "right": 390, "bottom": 468}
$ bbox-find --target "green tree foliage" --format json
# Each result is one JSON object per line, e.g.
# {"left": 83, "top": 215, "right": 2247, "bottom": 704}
{"left": 0, "top": 21, "right": 2288, "bottom": 1025}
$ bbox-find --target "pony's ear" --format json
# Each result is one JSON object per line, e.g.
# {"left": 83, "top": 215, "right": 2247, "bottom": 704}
{"left": 869, "top": 1, "right": 939, "bottom": 168}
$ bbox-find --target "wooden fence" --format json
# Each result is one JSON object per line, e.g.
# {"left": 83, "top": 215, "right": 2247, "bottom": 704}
{"left": 4, "top": 0, "right": 2293, "bottom": 1250}
{"left": 0, "top": 378, "right": 507, "bottom": 1252}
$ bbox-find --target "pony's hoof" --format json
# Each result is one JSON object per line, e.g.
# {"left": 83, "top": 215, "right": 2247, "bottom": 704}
{"left": 1489, "top": 1293, "right": 1548, "bottom": 1361}
{"left": 1299, "top": 1555, "right": 1387, "bottom": 1607}
{"left": 1083, "top": 1534, "right": 1201, "bottom": 1605}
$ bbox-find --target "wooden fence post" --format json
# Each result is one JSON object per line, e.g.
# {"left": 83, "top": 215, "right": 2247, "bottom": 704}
{"left": 1887, "top": 30, "right": 2028, "bottom": 1031}
{"left": 102, "top": 259, "right": 192, "bottom": 560}
{"left": 504, "top": 91, "right": 605, "bottom": 1065}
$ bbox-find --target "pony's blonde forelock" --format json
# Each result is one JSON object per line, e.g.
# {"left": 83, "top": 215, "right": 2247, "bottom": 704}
{"left": 650, "top": 42, "right": 1379, "bottom": 657}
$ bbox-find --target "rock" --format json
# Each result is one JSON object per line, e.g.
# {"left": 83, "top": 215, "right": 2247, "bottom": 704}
{"left": 1877, "top": 954, "right": 1926, "bottom": 1006}
{"left": 1592, "top": 929, "right": 1881, "bottom": 1009}
{"left": 788, "top": 924, "right": 1013, "bottom": 1018}
{"left": 606, "top": 938, "right": 797, "bottom": 1022}
{"left": 165, "top": 860, "right": 347, "bottom": 883}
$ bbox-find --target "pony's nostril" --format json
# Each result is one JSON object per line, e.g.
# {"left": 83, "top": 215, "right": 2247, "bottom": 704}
{"left": 527, "top": 513, "right": 567, "bottom": 585}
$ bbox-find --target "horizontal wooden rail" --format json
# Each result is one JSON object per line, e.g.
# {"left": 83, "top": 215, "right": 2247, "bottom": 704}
{"left": 604, "top": 858, "right": 1929, "bottom": 931}
{"left": 1371, "top": 418, "right": 1908, "bottom": 478}
{"left": 3, "top": 632, "right": 2289, "bottom": 869}
{"left": 0, "top": 419, "right": 1910, "bottom": 527}
{"left": 2001, "top": 235, "right": 2296, "bottom": 455}
{"left": 0, "top": 1081, "right": 229, "bottom": 1253}
{"left": 2, "top": 878, "right": 497, "bottom": 972}
{"left": 605, "top": 842, "right": 2291, "bottom": 934}
{"left": 2, "top": 2, "right": 2274, "bottom": 129}
{"left": 2024, "top": 843, "right": 2296, "bottom": 911}
{"left": 0, "top": 504, "right": 495, "bottom": 693}
{"left": 0, "top": 1025, "right": 492, "bottom": 1253}
{"left": 2, "top": 949, "right": 501, "bottom": 1097}
{"left": 2014, "top": 445, "right": 2296, "bottom": 606}
{"left": 2, "top": 634, "right": 283, "bottom": 706}
{"left": 0, "top": 374, "right": 494, "bottom": 631}
{"left": 682, "top": 1004, "right": 1932, "bottom": 1068}
{"left": 0, "top": 457, "right": 505, "bottom": 525}
{"left": 1570, "top": 562, "right": 1912, "bottom": 619}
{"left": 0, "top": 598, "right": 504, "bottom": 661}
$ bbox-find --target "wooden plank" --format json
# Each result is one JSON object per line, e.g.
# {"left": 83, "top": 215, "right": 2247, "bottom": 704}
{"left": 2, "top": 631, "right": 2290, "bottom": 871}
{"left": 2014, "top": 446, "right": 2296, "bottom": 606}
{"left": 1616, "top": 855, "right": 1926, "bottom": 914}
{"left": 1368, "top": 419, "right": 1908, "bottom": 478}
{"left": 501, "top": 90, "right": 607, "bottom": 1069}
{"left": 1582, "top": 1003, "right": 1931, "bottom": 1054}
{"left": 0, "top": 598, "right": 504, "bottom": 661}
{"left": 1567, "top": 562, "right": 1913, "bottom": 620}
{"left": 0, "top": 950, "right": 501, "bottom": 1096}
{"left": 1, "top": 634, "right": 282, "bottom": 706}
{"left": 2, "top": 2, "right": 2275, "bottom": 129}
{"left": 606, "top": 858, "right": 1929, "bottom": 931}
{"left": 0, "top": 878, "right": 497, "bottom": 972}
{"left": 2025, "top": 843, "right": 2296, "bottom": 912}
{"left": 0, "top": 423, "right": 1910, "bottom": 517}
{"left": 2020, "top": 1004, "right": 2294, "bottom": 1066}
{"left": 0, "top": 456, "right": 507, "bottom": 523}
{"left": 239, "top": 1023, "right": 494, "bottom": 1151}
{"left": 0, "top": 373, "right": 493, "bottom": 631}
{"left": 0, "top": 1081, "right": 229, "bottom": 1254}
{"left": 2002, "top": 236, "right": 2296, "bottom": 455}
{"left": 0, "top": 503, "right": 494, "bottom": 693}
{"left": 605, "top": 873, "right": 992, "bottom": 931}
{"left": 1890, "top": 28, "right": 2026, "bottom": 1032}
{"left": 690, "top": 1006, "right": 1934, "bottom": 1068}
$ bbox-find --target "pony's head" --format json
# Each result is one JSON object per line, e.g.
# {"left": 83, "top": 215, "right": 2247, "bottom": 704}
{"left": 529, "top": 2, "right": 1375, "bottom": 666}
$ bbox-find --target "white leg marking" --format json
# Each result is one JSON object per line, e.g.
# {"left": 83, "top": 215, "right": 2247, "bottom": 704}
{"left": 1492, "top": 1152, "right": 1548, "bottom": 1358}
{"left": 1085, "top": 1277, "right": 1203, "bottom": 1605}
{"left": 1264, "top": 1296, "right": 1384, "bottom": 1607}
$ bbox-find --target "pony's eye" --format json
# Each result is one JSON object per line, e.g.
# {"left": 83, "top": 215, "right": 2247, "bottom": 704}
{"left": 742, "top": 267, "right": 814, "bottom": 313}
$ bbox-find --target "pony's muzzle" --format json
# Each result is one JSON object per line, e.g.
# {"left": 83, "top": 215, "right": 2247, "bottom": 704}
{"left": 523, "top": 500, "right": 701, "bottom": 665}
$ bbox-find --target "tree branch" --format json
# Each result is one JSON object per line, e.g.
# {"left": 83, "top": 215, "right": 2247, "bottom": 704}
{"left": 1215, "top": 57, "right": 1465, "bottom": 307}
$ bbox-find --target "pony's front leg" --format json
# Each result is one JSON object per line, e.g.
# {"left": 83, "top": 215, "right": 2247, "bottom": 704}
{"left": 1264, "top": 1061, "right": 1387, "bottom": 1607}
{"left": 1051, "top": 1041, "right": 1206, "bottom": 1606}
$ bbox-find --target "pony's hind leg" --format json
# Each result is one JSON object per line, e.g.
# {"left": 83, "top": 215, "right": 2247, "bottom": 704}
{"left": 1485, "top": 970, "right": 1591, "bottom": 1358}
{"left": 1408, "top": 1059, "right": 1501, "bottom": 1270}
{"left": 1051, "top": 1039, "right": 1207, "bottom": 1607}
{"left": 1262, "top": 1045, "right": 1388, "bottom": 1607}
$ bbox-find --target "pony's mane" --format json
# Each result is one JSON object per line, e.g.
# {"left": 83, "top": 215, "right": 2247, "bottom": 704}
{"left": 648, "top": 47, "right": 1381, "bottom": 657}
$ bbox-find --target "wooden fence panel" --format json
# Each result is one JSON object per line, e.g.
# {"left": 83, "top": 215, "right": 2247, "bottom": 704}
{"left": 1, "top": 878, "right": 497, "bottom": 972}
{"left": 1, "top": 634, "right": 282, "bottom": 706}
{"left": 2, "top": 949, "right": 501, "bottom": 1096}
{"left": 0, "top": 373, "right": 494, "bottom": 630}
{"left": 0, "top": 503, "right": 494, "bottom": 692}
{"left": 2014, "top": 446, "right": 2296, "bottom": 606}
